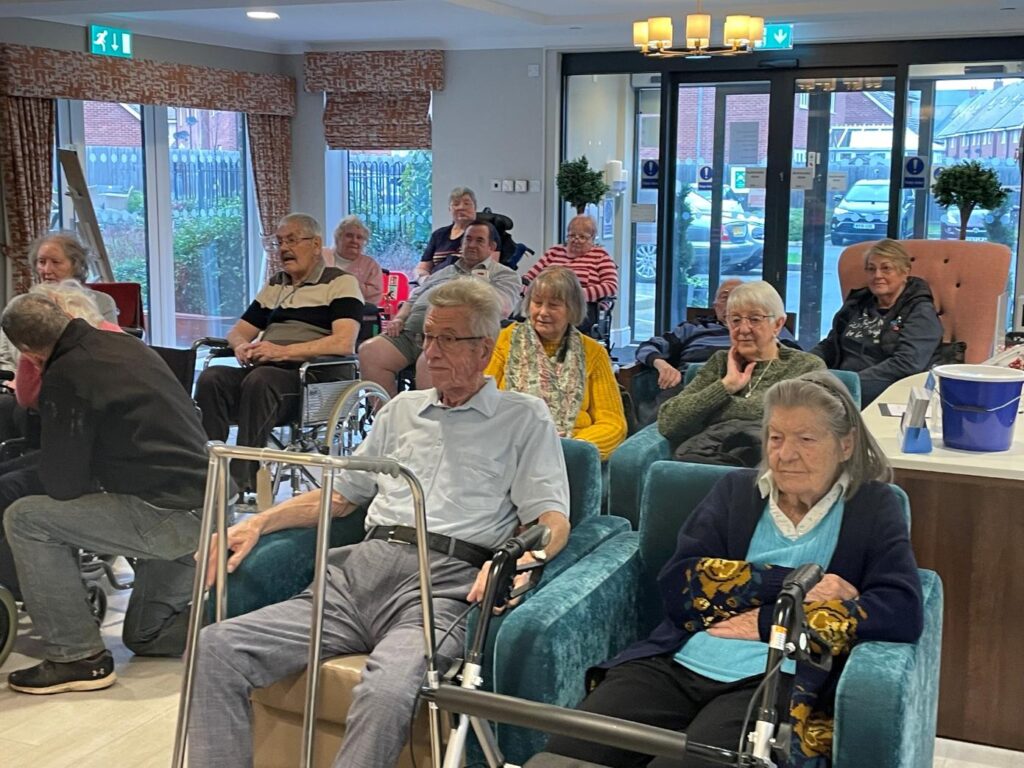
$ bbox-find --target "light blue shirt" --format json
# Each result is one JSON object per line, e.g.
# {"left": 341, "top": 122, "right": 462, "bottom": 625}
{"left": 333, "top": 378, "right": 570, "bottom": 550}
{"left": 675, "top": 482, "right": 845, "bottom": 682}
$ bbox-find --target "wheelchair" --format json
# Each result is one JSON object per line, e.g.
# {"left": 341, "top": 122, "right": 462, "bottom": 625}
{"left": 194, "top": 330, "right": 390, "bottom": 499}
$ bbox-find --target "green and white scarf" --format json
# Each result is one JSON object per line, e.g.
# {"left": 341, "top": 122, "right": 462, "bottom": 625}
{"left": 505, "top": 322, "right": 586, "bottom": 436}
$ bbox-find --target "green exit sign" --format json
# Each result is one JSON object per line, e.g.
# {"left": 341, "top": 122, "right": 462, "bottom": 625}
{"left": 757, "top": 23, "right": 794, "bottom": 51}
{"left": 89, "top": 25, "right": 133, "bottom": 58}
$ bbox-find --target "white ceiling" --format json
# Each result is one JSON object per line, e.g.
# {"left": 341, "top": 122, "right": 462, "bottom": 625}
{"left": 1, "top": 0, "right": 1023, "bottom": 54}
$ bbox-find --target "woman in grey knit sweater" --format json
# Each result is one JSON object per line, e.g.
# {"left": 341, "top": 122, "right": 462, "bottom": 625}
{"left": 658, "top": 281, "right": 825, "bottom": 449}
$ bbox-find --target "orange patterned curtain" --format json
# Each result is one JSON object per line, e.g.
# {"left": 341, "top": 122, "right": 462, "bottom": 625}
{"left": 0, "top": 95, "right": 55, "bottom": 294}
{"left": 304, "top": 51, "right": 444, "bottom": 150}
{"left": 246, "top": 114, "right": 292, "bottom": 274}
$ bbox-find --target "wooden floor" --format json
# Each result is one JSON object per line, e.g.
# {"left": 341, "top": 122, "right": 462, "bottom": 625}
{"left": 0, "top": 559, "right": 1021, "bottom": 768}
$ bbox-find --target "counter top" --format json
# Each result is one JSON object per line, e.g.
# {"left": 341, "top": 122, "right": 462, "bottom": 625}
{"left": 861, "top": 372, "right": 1024, "bottom": 481}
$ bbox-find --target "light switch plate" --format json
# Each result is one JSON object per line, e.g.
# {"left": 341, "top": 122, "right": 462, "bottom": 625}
{"left": 514, "top": 179, "right": 528, "bottom": 193}
{"left": 489, "top": 179, "right": 501, "bottom": 191}
{"left": 501, "top": 179, "right": 514, "bottom": 192}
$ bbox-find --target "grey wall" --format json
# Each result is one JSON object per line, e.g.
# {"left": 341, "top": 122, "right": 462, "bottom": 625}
{"left": 0, "top": 17, "right": 286, "bottom": 74}
{"left": 431, "top": 48, "right": 550, "bottom": 263}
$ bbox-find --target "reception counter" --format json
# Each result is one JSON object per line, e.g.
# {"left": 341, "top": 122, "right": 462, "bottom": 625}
{"left": 864, "top": 373, "right": 1024, "bottom": 750}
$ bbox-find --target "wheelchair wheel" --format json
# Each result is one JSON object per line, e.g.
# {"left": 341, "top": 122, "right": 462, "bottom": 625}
{"left": 0, "top": 584, "right": 17, "bottom": 668}
{"left": 324, "top": 380, "right": 391, "bottom": 457}
{"left": 87, "top": 582, "right": 108, "bottom": 624}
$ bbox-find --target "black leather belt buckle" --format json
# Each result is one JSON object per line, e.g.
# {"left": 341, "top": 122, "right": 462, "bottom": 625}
{"left": 385, "top": 526, "right": 411, "bottom": 545}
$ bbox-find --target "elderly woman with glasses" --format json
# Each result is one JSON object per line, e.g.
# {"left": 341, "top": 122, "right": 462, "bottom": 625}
{"left": 810, "top": 239, "right": 942, "bottom": 405}
{"left": 658, "top": 281, "right": 824, "bottom": 466}
{"left": 485, "top": 266, "right": 627, "bottom": 460}
{"left": 547, "top": 371, "right": 924, "bottom": 768}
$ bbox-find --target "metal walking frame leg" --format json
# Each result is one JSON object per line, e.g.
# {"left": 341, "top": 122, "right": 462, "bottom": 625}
{"left": 171, "top": 443, "right": 432, "bottom": 768}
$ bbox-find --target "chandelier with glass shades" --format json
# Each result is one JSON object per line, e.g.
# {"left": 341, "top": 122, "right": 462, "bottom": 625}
{"left": 633, "top": 3, "right": 765, "bottom": 59}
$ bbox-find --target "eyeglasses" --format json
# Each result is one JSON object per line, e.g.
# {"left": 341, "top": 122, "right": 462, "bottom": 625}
{"left": 566, "top": 232, "right": 593, "bottom": 242}
{"left": 865, "top": 263, "right": 899, "bottom": 275}
{"left": 266, "top": 235, "right": 316, "bottom": 250}
{"left": 415, "top": 333, "right": 484, "bottom": 351}
{"left": 727, "top": 314, "right": 774, "bottom": 329}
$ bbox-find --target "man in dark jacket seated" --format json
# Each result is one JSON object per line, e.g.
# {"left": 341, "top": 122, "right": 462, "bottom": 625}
{"left": 2, "top": 294, "right": 209, "bottom": 695}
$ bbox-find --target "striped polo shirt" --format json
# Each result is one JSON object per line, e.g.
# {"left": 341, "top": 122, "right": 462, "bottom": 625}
{"left": 241, "top": 263, "right": 364, "bottom": 346}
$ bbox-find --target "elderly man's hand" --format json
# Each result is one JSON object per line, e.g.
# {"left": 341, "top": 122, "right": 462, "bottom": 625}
{"left": 200, "top": 517, "right": 263, "bottom": 589}
{"left": 806, "top": 574, "right": 859, "bottom": 603}
{"left": 706, "top": 610, "right": 760, "bottom": 640}
{"left": 653, "top": 360, "right": 682, "bottom": 390}
{"left": 247, "top": 341, "right": 294, "bottom": 364}
{"left": 383, "top": 317, "right": 405, "bottom": 337}
{"left": 467, "top": 559, "right": 532, "bottom": 614}
{"left": 234, "top": 343, "right": 256, "bottom": 366}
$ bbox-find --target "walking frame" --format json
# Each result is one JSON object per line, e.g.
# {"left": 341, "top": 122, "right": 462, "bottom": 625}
{"left": 171, "top": 442, "right": 818, "bottom": 768}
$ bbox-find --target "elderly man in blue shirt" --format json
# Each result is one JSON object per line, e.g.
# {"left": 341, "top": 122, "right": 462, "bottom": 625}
{"left": 187, "top": 277, "right": 571, "bottom": 768}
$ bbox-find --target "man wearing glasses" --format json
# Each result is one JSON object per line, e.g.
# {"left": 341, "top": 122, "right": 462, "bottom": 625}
{"left": 187, "top": 278, "right": 571, "bottom": 768}
{"left": 358, "top": 218, "right": 522, "bottom": 395}
{"left": 523, "top": 215, "right": 618, "bottom": 332}
{"left": 194, "top": 212, "right": 363, "bottom": 492}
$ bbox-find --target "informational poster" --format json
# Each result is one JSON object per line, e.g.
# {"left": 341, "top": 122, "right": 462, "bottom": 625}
{"left": 744, "top": 167, "right": 767, "bottom": 188}
{"left": 791, "top": 167, "right": 814, "bottom": 191}
{"left": 641, "top": 159, "right": 659, "bottom": 190}
{"left": 827, "top": 171, "right": 848, "bottom": 192}
{"left": 728, "top": 122, "right": 761, "bottom": 166}
{"left": 630, "top": 203, "right": 657, "bottom": 223}
{"left": 697, "top": 165, "right": 714, "bottom": 191}
{"left": 903, "top": 156, "right": 928, "bottom": 189}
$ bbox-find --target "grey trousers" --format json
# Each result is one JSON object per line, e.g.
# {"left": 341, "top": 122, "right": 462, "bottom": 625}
{"left": 187, "top": 538, "right": 479, "bottom": 768}
{"left": 3, "top": 492, "right": 201, "bottom": 662}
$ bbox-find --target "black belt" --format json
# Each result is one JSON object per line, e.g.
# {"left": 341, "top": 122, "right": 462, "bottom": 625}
{"left": 365, "top": 525, "right": 491, "bottom": 569}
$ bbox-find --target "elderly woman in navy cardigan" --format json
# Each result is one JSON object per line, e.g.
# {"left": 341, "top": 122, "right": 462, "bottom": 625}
{"left": 547, "top": 371, "right": 923, "bottom": 768}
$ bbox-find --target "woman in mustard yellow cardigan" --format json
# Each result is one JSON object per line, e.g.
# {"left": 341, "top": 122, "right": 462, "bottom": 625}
{"left": 485, "top": 266, "right": 627, "bottom": 460}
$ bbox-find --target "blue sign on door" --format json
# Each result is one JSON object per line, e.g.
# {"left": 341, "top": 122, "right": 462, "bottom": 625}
{"left": 698, "top": 165, "right": 714, "bottom": 191}
{"left": 903, "top": 156, "right": 927, "bottom": 189}
{"left": 641, "top": 159, "right": 659, "bottom": 189}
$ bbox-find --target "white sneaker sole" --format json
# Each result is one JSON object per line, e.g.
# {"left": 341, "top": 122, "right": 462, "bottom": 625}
{"left": 9, "top": 671, "right": 117, "bottom": 695}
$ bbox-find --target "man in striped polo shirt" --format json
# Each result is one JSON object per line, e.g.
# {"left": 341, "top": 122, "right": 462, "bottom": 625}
{"left": 194, "top": 213, "right": 364, "bottom": 491}
{"left": 523, "top": 214, "right": 618, "bottom": 331}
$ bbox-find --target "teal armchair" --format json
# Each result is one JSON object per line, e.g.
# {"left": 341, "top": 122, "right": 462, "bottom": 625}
{"left": 506, "top": 461, "right": 942, "bottom": 767}
{"left": 608, "top": 365, "right": 863, "bottom": 529}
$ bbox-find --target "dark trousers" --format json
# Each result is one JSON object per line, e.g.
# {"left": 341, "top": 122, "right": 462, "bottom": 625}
{"left": 194, "top": 364, "right": 301, "bottom": 489}
{"left": 0, "top": 451, "right": 43, "bottom": 600}
{"left": 546, "top": 656, "right": 792, "bottom": 768}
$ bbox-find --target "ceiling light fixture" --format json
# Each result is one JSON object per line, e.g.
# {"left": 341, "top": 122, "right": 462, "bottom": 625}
{"left": 246, "top": 10, "right": 280, "bottom": 20}
{"left": 632, "top": 1, "right": 764, "bottom": 59}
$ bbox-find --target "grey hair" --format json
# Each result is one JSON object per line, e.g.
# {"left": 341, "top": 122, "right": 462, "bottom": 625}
{"left": 865, "top": 238, "right": 912, "bottom": 273}
{"left": 727, "top": 280, "right": 785, "bottom": 319}
{"left": 1, "top": 294, "right": 72, "bottom": 353}
{"left": 760, "top": 370, "right": 892, "bottom": 499}
{"left": 30, "top": 280, "right": 105, "bottom": 327}
{"left": 568, "top": 215, "right": 597, "bottom": 238}
{"left": 449, "top": 187, "right": 477, "bottom": 206}
{"left": 526, "top": 266, "right": 587, "bottom": 327}
{"left": 427, "top": 278, "right": 502, "bottom": 341}
{"left": 29, "top": 232, "right": 90, "bottom": 282}
{"left": 334, "top": 214, "right": 371, "bottom": 241}
{"left": 276, "top": 212, "right": 322, "bottom": 239}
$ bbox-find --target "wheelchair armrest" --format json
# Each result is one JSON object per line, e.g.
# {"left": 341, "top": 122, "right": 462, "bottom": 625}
{"left": 193, "top": 336, "right": 230, "bottom": 351}
{"left": 0, "top": 370, "right": 13, "bottom": 382}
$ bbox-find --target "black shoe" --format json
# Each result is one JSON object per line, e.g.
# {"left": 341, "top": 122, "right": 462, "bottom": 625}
{"left": 8, "top": 650, "right": 116, "bottom": 694}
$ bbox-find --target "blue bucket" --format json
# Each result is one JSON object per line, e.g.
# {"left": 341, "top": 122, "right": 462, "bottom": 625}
{"left": 934, "top": 364, "right": 1024, "bottom": 452}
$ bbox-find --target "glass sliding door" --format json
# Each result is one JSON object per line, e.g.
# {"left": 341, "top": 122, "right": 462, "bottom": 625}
{"left": 785, "top": 75, "right": 898, "bottom": 343}
{"left": 668, "top": 81, "right": 771, "bottom": 326}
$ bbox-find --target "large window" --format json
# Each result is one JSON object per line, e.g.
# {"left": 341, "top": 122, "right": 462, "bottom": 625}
{"left": 330, "top": 149, "right": 432, "bottom": 276}
{"left": 53, "top": 101, "right": 256, "bottom": 346}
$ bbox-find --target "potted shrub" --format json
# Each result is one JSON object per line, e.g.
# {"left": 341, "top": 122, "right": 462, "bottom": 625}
{"left": 556, "top": 156, "right": 609, "bottom": 215}
{"left": 932, "top": 160, "right": 1009, "bottom": 240}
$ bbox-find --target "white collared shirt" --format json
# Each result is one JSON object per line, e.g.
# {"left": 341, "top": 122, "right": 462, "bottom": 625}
{"left": 333, "top": 378, "right": 570, "bottom": 550}
{"left": 757, "top": 469, "right": 850, "bottom": 540}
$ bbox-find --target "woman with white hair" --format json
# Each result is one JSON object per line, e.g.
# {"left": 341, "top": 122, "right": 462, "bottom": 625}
{"left": 658, "top": 281, "right": 825, "bottom": 466}
{"left": 327, "top": 215, "right": 383, "bottom": 306}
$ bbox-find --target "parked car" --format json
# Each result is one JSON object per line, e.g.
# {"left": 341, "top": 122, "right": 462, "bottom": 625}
{"left": 634, "top": 186, "right": 764, "bottom": 282}
{"left": 829, "top": 179, "right": 912, "bottom": 245}
{"left": 939, "top": 201, "right": 1020, "bottom": 241}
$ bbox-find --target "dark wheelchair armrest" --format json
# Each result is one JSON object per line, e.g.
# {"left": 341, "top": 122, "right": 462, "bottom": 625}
{"left": 0, "top": 370, "right": 12, "bottom": 382}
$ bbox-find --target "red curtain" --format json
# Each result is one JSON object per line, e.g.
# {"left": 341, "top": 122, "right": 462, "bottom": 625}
{"left": 246, "top": 113, "right": 292, "bottom": 276}
{"left": 0, "top": 95, "right": 55, "bottom": 294}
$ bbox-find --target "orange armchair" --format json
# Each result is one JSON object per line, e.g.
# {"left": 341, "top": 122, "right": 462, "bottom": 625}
{"left": 838, "top": 239, "right": 1011, "bottom": 363}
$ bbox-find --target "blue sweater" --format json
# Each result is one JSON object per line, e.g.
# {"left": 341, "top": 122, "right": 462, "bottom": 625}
{"left": 596, "top": 469, "right": 923, "bottom": 767}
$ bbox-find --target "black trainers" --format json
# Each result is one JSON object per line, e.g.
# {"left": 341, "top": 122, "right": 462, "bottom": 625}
{"left": 8, "top": 650, "right": 116, "bottom": 694}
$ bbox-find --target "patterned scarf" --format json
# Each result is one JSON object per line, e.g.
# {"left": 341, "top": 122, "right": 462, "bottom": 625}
{"left": 505, "top": 322, "right": 586, "bottom": 436}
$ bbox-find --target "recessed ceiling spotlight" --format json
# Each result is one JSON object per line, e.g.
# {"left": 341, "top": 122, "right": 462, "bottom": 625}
{"left": 246, "top": 10, "right": 280, "bottom": 20}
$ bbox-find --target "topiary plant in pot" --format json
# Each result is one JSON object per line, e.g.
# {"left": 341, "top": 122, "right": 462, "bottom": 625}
{"left": 932, "top": 160, "right": 1009, "bottom": 240}
{"left": 556, "top": 156, "right": 609, "bottom": 215}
